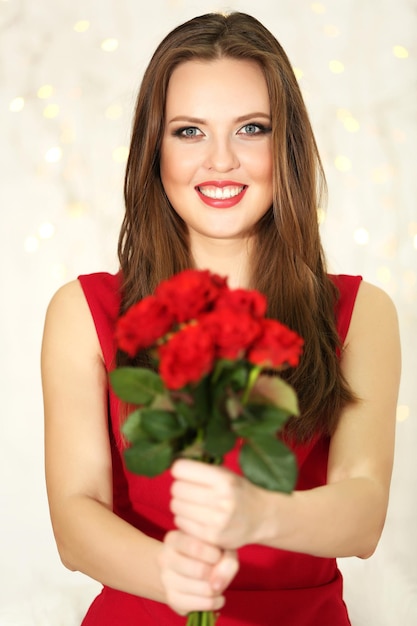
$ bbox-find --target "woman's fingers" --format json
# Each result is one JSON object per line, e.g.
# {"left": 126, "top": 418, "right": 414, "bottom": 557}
{"left": 164, "top": 530, "right": 222, "bottom": 566}
{"left": 162, "top": 566, "right": 225, "bottom": 616}
{"left": 171, "top": 459, "right": 220, "bottom": 485}
{"left": 171, "top": 479, "right": 212, "bottom": 505}
{"left": 170, "top": 459, "right": 264, "bottom": 549}
{"left": 159, "top": 531, "right": 229, "bottom": 615}
{"left": 210, "top": 549, "right": 239, "bottom": 592}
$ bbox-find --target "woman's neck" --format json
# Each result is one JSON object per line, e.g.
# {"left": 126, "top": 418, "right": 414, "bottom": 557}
{"left": 190, "top": 236, "right": 251, "bottom": 289}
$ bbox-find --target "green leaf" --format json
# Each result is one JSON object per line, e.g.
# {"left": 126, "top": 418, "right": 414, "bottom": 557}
{"left": 124, "top": 439, "right": 174, "bottom": 477}
{"left": 226, "top": 362, "right": 249, "bottom": 390}
{"left": 212, "top": 360, "right": 249, "bottom": 395}
{"left": 190, "top": 375, "right": 212, "bottom": 425}
{"left": 150, "top": 393, "right": 175, "bottom": 412}
{"left": 178, "top": 438, "right": 205, "bottom": 460}
{"left": 239, "top": 435, "right": 297, "bottom": 492}
{"left": 225, "top": 395, "right": 241, "bottom": 420}
{"left": 212, "top": 358, "right": 235, "bottom": 382}
{"left": 110, "top": 367, "right": 163, "bottom": 405}
{"left": 204, "top": 409, "right": 237, "bottom": 457}
{"left": 170, "top": 397, "right": 199, "bottom": 428}
{"left": 248, "top": 375, "right": 299, "bottom": 416}
{"left": 141, "top": 408, "right": 187, "bottom": 442}
{"left": 121, "top": 409, "right": 143, "bottom": 443}
{"left": 232, "top": 403, "right": 290, "bottom": 437}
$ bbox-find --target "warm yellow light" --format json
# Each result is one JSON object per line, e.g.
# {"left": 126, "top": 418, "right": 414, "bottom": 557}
{"left": 38, "top": 222, "right": 55, "bottom": 239}
{"left": 393, "top": 45, "right": 409, "bottom": 59}
{"left": 336, "top": 108, "right": 350, "bottom": 121}
{"left": 396, "top": 405, "right": 410, "bottom": 422}
{"left": 105, "top": 104, "right": 123, "bottom": 120}
{"left": 311, "top": 2, "right": 326, "bottom": 13}
{"left": 353, "top": 228, "right": 369, "bottom": 245}
{"left": 408, "top": 222, "right": 417, "bottom": 236}
{"left": 45, "top": 147, "right": 63, "bottom": 163}
{"left": 37, "top": 84, "right": 54, "bottom": 99}
{"left": 329, "top": 60, "right": 345, "bottom": 74}
{"left": 372, "top": 165, "right": 395, "bottom": 184}
{"left": 345, "top": 117, "right": 360, "bottom": 132}
{"left": 9, "top": 97, "right": 24, "bottom": 112}
{"left": 24, "top": 236, "right": 39, "bottom": 253}
{"left": 324, "top": 24, "right": 340, "bottom": 37}
{"left": 43, "top": 103, "right": 60, "bottom": 119}
{"left": 112, "top": 146, "right": 129, "bottom": 163}
{"left": 51, "top": 263, "right": 68, "bottom": 281}
{"left": 67, "top": 201, "right": 88, "bottom": 217}
{"left": 403, "top": 270, "right": 416, "bottom": 287}
{"left": 74, "top": 20, "right": 90, "bottom": 33}
{"left": 101, "top": 38, "right": 119, "bottom": 52}
{"left": 292, "top": 67, "right": 304, "bottom": 81}
{"left": 60, "top": 124, "right": 75, "bottom": 144}
{"left": 376, "top": 266, "right": 392, "bottom": 284}
{"left": 334, "top": 155, "right": 352, "bottom": 172}
{"left": 317, "top": 208, "right": 326, "bottom": 224}
{"left": 337, "top": 109, "right": 360, "bottom": 133}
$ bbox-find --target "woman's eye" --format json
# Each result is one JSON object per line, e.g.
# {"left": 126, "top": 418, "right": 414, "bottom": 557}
{"left": 174, "top": 127, "right": 202, "bottom": 138}
{"left": 239, "top": 123, "right": 271, "bottom": 136}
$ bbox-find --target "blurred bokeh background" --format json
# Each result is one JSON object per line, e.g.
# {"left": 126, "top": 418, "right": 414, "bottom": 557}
{"left": 0, "top": 1, "right": 416, "bottom": 624}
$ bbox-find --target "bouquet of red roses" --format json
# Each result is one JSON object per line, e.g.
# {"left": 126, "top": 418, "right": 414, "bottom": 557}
{"left": 110, "top": 269, "right": 303, "bottom": 625}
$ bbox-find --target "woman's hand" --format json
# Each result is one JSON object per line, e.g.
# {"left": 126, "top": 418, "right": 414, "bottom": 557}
{"left": 159, "top": 529, "right": 239, "bottom": 616}
{"left": 170, "top": 459, "right": 268, "bottom": 550}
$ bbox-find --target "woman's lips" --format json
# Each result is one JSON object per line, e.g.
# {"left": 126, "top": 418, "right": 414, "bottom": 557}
{"left": 196, "top": 181, "right": 248, "bottom": 208}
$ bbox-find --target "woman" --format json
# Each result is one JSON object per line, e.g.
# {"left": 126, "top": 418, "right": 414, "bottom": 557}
{"left": 41, "top": 12, "right": 401, "bottom": 625}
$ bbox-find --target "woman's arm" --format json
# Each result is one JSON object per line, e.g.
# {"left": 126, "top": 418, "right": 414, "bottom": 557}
{"left": 170, "top": 281, "right": 401, "bottom": 559}
{"left": 42, "top": 280, "right": 166, "bottom": 598}
{"left": 42, "top": 280, "right": 236, "bottom": 612}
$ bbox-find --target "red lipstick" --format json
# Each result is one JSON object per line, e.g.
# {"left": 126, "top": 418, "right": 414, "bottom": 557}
{"left": 195, "top": 180, "right": 247, "bottom": 209}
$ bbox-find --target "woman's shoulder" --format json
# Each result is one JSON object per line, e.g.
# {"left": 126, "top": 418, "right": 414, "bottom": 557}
{"left": 42, "top": 279, "right": 104, "bottom": 368}
{"left": 331, "top": 274, "right": 394, "bottom": 306}
{"left": 46, "top": 278, "right": 86, "bottom": 314}
{"left": 328, "top": 274, "right": 398, "bottom": 347}
{"left": 46, "top": 271, "right": 120, "bottom": 317}
{"left": 45, "top": 272, "right": 121, "bottom": 356}
{"left": 44, "top": 278, "right": 96, "bottom": 333}
{"left": 346, "top": 279, "right": 399, "bottom": 345}
{"left": 355, "top": 279, "right": 397, "bottom": 314}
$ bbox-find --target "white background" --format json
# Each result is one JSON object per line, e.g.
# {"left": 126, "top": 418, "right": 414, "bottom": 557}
{"left": 0, "top": 0, "right": 416, "bottom": 624}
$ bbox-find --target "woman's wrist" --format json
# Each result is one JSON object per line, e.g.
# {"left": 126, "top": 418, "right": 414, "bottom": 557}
{"left": 252, "top": 487, "right": 294, "bottom": 547}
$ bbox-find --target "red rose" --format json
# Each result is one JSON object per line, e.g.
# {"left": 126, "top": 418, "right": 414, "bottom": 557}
{"left": 158, "top": 323, "right": 215, "bottom": 390}
{"left": 155, "top": 269, "right": 228, "bottom": 324}
{"left": 201, "top": 309, "right": 262, "bottom": 360}
{"left": 215, "top": 288, "right": 267, "bottom": 318}
{"left": 247, "top": 319, "right": 304, "bottom": 368}
{"left": 116, "top": 295, "right": 175, "bottom": 356}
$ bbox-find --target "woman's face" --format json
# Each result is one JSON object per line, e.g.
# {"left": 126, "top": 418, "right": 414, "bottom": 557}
{"left": 160, "top": 57, "right": 273, "bottom": 246}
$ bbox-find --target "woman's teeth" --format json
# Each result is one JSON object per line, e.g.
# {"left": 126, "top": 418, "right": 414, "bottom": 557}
{"left": 198, "top": 185, "right": 244, "bottom": 199}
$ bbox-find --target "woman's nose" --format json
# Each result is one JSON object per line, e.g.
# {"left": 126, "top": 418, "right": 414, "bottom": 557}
{"left": 204, "top": 137, "right": 240, "bottom": 172}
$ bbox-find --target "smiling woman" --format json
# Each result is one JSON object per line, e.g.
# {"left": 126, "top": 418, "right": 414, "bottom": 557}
{"left": 41, "top": 10, "right": 400, "bottom": 626}
{"left": 160, "top": 58, "right": 273, "bottom": 262}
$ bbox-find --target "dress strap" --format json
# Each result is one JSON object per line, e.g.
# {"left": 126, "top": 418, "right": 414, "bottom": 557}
{"left": 78, "top": 271, "right": 121, "bottom": 370}
{"left": 329, "top": 274, "right": 362, "bottom": 345}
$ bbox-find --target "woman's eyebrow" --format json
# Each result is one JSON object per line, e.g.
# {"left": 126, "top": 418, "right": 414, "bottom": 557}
{"left": 167, "top": 112, "right": 271, "bottom": 125}
{"left": 234, "top": 112, "right": 271, "bottom": 123}
{"left": 167, "top": 116, "right": 206, "bottom": 125}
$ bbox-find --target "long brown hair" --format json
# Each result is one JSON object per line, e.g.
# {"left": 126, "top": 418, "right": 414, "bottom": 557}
{"left": 117, "top": 12, "right": 356, "bottom": 442}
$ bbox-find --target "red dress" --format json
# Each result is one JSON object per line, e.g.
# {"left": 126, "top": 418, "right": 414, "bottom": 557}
{"left": 78, "top": 272, "right": 362, "bottom": 626}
